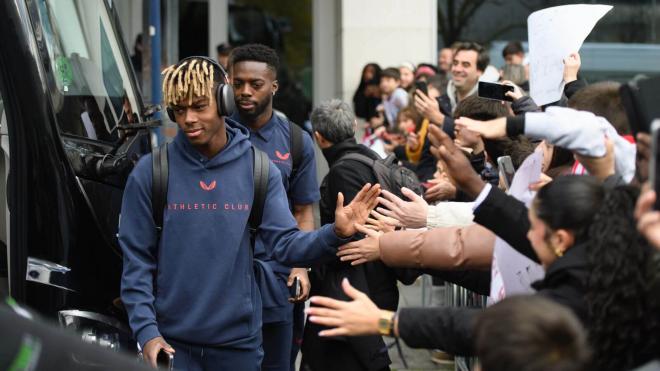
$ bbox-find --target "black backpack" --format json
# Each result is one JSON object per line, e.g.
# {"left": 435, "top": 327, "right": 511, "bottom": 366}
{"left": 151, "top": 121, "right": 303, "bottom": 238}
{"left": 335, "top": 153, "right": 423, "bottom": 199}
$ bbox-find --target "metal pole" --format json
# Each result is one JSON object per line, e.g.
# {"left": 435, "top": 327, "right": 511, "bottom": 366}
{"left": 149, "top": 0, "right": 163, "bottom": 144}
{"left": 652, "top": 0, "right": 657, "bottom": 43}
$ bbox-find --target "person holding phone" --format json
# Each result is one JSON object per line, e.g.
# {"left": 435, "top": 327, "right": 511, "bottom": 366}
{"left": 309, "top": 127, "right": 660, "bottom": 370}
{"left": 414, "top": 42, "right": 488, "bottom": 134}
{"left": 227, "top": 44, "right": 319, "bottom": 371}
{"left": 413, "top": 42, "right": 489, "bottom": 184}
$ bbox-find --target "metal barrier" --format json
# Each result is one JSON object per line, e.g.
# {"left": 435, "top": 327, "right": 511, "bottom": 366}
{"left": 420, "top": 275, "right": 487, "bottom": 371}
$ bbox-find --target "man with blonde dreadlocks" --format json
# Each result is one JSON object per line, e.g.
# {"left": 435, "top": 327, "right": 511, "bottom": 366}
{"left": 118, "top": 56, "right": 381, "bottom": 371}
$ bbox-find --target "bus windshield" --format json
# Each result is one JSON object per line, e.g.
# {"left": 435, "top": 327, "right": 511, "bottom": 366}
{"left": 32, "top": 0, "right": 140, "bottom": 143}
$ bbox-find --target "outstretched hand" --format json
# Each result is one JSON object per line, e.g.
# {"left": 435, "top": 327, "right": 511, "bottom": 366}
{"left": 337, "top": 224, "right": 383, "bottom": 265}
{"left": 376, "top": 187, "right": 428, "bottom": 229}
{"left": 334, "top": 183, "right": 381, "bottom": 238}
{"left": 424, "top": 178, "right": 457, "bottom": 203}
{"left": 365, "top": 209, "right": 398, "bottom": 233}
{"left": 306, "top": 278, "right": 390, "bottom": 337}
{"left": 428, "top": 125, "right": 486, "bottom": 199}
{"left": 454, "top": 116, "right": 507, "bottom": 140}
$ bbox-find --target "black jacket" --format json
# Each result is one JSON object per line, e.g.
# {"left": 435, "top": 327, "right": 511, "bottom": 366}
{"left": 302, "top": 138, "right": 417, "bottom": 371}
{"left": 473, "top": 186, "right": 537, "bottom": 262}
{"left": 397, "top": 243, "right": 588, "bottom": 356}
{"left": 511, "top": 95, "right": 540, "bottom": 115}
{"left": 564, "top": 79, "right": 587, "bottom": 100}
{"left": 396, "top": 186, "right": 590, "bottom": 356}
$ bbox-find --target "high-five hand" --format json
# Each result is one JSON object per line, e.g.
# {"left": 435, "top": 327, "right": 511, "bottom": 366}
{"left": 337, "top": 224, "right": 383, "bottom": 265}
{"left": 376, "top": 188, "right": 428, "bottom": 229}
{"left": 334, "top": 183, "right": 381, "bottom": 238}
{"left": 307, "top": 278, "right": 391, "bottom": 337}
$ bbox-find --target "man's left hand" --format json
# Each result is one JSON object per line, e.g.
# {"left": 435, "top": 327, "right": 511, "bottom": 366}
{"left": 334, "top": 183, "right": 381, "bottom": 238}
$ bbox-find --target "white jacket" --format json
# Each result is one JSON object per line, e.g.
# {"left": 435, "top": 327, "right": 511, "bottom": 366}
{"left": 525, "top": 107, "right": 636, "bottom": 182}
{"left": 426, "top": 201, "right": 475, "bottom": 229}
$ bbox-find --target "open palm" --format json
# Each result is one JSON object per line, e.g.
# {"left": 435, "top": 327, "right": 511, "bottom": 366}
{"left": 334, "top": 183, "right": 381, "bottom": 238}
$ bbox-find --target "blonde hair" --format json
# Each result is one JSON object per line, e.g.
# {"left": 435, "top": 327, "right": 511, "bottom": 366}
{"left": 161, "top": 58, "right": 217, "bottom": 106}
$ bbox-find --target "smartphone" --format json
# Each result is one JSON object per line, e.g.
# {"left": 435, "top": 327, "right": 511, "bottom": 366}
{"left": 650, "top": 120, "right": 660, "bottom": 210}
{"left": 497, "top": 156, "right": 515, "bottom": 191}
{"left": 414, "top": 80, "right": 428, "bottom": 96}
{"left": 289, "top": 276, "right": 301, "bottom": 298}
{"left": 157, "top": 349, "right": 174, "bottom": 371}
{"left": 478, "top": 81, "right": 514, "bottom": 102}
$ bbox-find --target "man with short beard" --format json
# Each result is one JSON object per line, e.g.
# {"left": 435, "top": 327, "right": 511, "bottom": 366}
{"left": 431, "top": 42, "right": 487, "bottom": 132}
{"left": 228, "top": 44, "right": 319, "bottom": 371}
{"left": 414, "top": 41, "right": 489, "bottom": 182}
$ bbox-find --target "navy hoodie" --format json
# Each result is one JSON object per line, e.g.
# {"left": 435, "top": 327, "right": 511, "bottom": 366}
{"left": 119, "top": 119, "right": 347, "bottom": 349}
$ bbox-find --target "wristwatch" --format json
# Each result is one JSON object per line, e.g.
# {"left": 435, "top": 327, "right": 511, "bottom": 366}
{"left": 377, "top": 310, "right": 396, "bottom": 337}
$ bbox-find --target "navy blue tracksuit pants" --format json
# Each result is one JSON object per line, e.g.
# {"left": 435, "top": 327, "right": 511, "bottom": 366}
{"left": 168, "top": 338, "right": 263, "bottom": 371}
{"left": 262, "top": 320, "right": 293, "bottom": 370}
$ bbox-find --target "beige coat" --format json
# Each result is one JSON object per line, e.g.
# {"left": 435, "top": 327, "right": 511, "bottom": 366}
{"left": 379, "top": 224, "right": 494, "bottom": 270}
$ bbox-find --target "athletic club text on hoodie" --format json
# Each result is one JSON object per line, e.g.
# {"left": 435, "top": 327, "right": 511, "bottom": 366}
{"left": 119, "top": 118, "right": 349, "bottom": 350}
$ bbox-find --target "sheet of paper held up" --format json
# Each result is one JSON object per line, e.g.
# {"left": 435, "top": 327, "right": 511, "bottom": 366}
{"left": 528, "top": 4, "right": 612, "bottom": 106}
{"left": 489, "top": 150, "right": 545, "bottom": 305}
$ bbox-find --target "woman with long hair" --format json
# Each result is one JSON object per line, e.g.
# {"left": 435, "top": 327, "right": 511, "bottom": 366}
{"left": 585, "top": 186, "right": 660, "bottom": 370}
{"left": 352, "top": 63, "right": 382, "bottom": 121}
{"left": 306, "top": 178, "right": 660, "bottom": 370}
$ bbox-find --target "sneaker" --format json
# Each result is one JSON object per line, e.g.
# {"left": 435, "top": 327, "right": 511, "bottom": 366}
{"left": 430, "top": 350, "right": 455, "bottom": 365}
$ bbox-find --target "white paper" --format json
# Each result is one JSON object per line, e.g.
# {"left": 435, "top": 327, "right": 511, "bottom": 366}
{"left": 489, "top": 150, "right": 545, "bottom": 305}
{"left": 528, "top": 4, "right": 612, "bottom": 106}
{"left": 366, "top": 138, "right": 387, "bottom": 159}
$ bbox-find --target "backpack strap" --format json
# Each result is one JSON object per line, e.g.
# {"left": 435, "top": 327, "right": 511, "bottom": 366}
{"left": 249, "top": 146, "right": 270, "bottom": 235}
{"left": 288, "top": 120, "right": 303, "bottom": 180}
{"left": 334, "top": 152, "right": 376, "bottom": 168}
{"left": 151, "top": 143, "right": 168, "bottom": 234}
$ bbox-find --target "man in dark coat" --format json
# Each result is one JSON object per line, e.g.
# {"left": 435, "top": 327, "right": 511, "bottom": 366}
{"left": 300, "top": 99, "right": 414, "bottom": 371}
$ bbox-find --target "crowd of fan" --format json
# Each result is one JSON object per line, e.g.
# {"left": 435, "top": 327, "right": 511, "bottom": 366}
{"left": 301, "top": 40, "right": 660, "bottom": 371}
